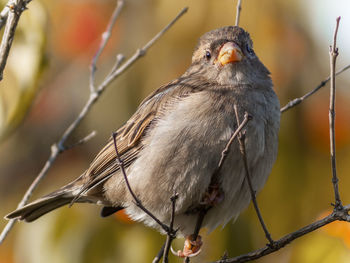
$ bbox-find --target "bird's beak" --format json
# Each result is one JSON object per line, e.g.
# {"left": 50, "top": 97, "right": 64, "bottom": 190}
{"left": 217, "top": 42, "right": 243, "bottom": 66}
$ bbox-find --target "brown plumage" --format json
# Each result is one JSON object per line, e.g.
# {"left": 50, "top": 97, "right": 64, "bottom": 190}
{"left": 6, "top": 27, "right": 280, "bottom": 243}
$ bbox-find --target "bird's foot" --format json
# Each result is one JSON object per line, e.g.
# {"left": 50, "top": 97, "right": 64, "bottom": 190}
{"left": 171, "top": 234, "right": 202, "bottom": 258}
{"left": 201, "top": 185, "right": 224, "bottom": 206}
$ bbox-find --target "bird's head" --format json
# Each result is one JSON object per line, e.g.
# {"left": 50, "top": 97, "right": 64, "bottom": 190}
{"left": 188, "top": 26, "right": 271, "bottom": 87}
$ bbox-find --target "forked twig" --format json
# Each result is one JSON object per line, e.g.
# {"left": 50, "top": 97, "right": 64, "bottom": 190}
{"left": 90, "top": 0, "right": 124, "bottom": 92}
{"left": 185, "top": 113, "right": 252, "bottom": 263}
{"left": 0, "top": 0, "right": 32, "bottom": 30}
{"left": 163, "top": 192, "right": 179, "bottom": 263}
{"left": 214, "top": 205, "right": 350, "bottom": 263}
{"left": 328, "top": 16, "right": 342, "bottom": 209}
{"left": 97, "top": 7, "right": 188, "bottom": 94}
{"left": 216, "top": 17, "right": 350, "bottom": 263}
{"left": 234, "top": 105, "right": 274, "bottom": 245}
{"left": 280, "top": 64, "right": 350, "bottom": 113}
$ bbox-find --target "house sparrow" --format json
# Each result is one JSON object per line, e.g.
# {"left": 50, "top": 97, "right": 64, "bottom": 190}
{"left": 6, "top": 26, "right": 280, "bottom": 257}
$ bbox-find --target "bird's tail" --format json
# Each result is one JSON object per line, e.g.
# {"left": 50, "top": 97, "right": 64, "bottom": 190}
{"left": 5, "top": 184, "right": 93, "bottom": 222}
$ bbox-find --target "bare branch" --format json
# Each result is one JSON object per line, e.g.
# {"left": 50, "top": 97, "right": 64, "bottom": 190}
{"left": 98, "top": 7, "right": 188, "bottom": 94}
{"left": 211, "top": 111, "right": 252, "bottom": 185}
{"left": 328, "top": 17, "right": 342, "bottom": 209}
{"left": 184, "top": 113, "right": 252, "bottom": 263}
{"left": 153, "top": 244, "right": 166, "bottom": 263}
{"left": 280, "top": 64, "right": 350, "bottom": 113}
{"left": 0, "top": 2, "right": 10, "bottom": 29}
{"left": 0, "top": 0, "right": 32, "bottom": 30}
{"left": 112, "top": 132, "right": 173, "bottom": 234}
{"left": 0, "top": 4, "right": 187, "bottom": 244}
{"left": 0, "top": 0, "right": 31, "bottom": 81}
{"left": 163, "top": 192, "right": 179, "bottom": 263}
{"left": 234, "top": 105, "right": 274, "bottom": 245}
{"left": 235, "top": 0, "right": 243, "bottom": 26}
{"left": 90, "top": 0, "right": 124, "bottom": 92}
{"left": 64, "top": 130, "right": 97, "bottom": 151}
{"left": 214, "top": 16, "right": 350, "bottom": 263}
{"left": 213, "top": 206, "right": 350, "bottom": 263}
{"left": 0, "top": 142, "right": 61, "bottom": 245}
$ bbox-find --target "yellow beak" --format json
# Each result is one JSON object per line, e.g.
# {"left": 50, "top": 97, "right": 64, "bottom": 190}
{"left": 217, "top": 42, "right": 243, "bottom": 66}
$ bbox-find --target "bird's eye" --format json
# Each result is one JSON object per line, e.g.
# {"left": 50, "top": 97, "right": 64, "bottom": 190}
{"left": 205, "top": 51, "right": 211, "bottom": 60}
{"left": 245, "top": 44, "right": 254, "bottom": 55}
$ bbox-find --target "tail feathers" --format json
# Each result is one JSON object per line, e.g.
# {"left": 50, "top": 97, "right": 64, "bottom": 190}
{"left": 5, "top": 190, "right": 92, "bottom": 222}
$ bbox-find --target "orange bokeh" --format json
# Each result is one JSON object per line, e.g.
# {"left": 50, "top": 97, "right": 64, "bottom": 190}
{"left": 50, "top": 2, "right": 120, "bottom": 60}
{"left": 319, "top": 210, "right": 350, "bottom": 249}
{"left": 303, "top": 95, "right": 350, "bottom": 151}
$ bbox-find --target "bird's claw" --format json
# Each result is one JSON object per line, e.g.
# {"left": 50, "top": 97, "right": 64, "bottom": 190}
{"left": 171, "top": 234, "right": 203, "bottom": 258}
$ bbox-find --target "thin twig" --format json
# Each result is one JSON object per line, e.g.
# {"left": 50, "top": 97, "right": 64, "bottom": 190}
{"left": 0, "top": 5, "right": 187, "bottom": 244}
{"left": 97, "top": 7, "right": 188, "bottom": 93}
{"left": 213, "top": 205, "right": 350, "bottom": 263}
{"left": 153, "top": 243, "right": 166, "bottom": 263}
{"left": 234, "top": 106, "right": 274, "bottom": 245}
{"left": 0, "top": 142, "right": 61, "bottom": 245}
{"left": 329, "top": 17, "right": 342, "bottom": 210}
{"left": 0, "top": 0, "right": 30, "bottom": 81}
{"left": 280, "top": 64, "right": 350, "bottom": 113}
{"left": 112, "top": 132, "right": 172, "bottom": 234}
{"left": 235, "top": 0, "right": 243, "bottom": 26}
{"left": 211, "top": 112, "right": 252, "bottom": 185}
{"left": 108, "top": 54, "right": 125, "bottom": 77}
{"left": 64, "top": 130, "right": 97, "bottom": 151}
{"left": 184, "top": 113, "right": 252, "bottom": 263}
{"left": 184, "top": 208, "right": 207, "bottom": 263}
{"left": 163, "top": 192, "right": 179, "bottom": 263}
{"left": 90, "top": 0, "right": 124, "bottom": 92}
{"left": 0, "top": 2, "right": 11, "bottom": 29}
{"left": 0, "top": 0, "right": 32, "bottom": 30}
{"left": 213, "top": 18, "right": 350, "bottom": 263}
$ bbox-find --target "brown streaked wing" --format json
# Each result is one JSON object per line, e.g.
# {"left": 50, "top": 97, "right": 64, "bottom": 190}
{"left": 73, "top": 77, "right": 208, "bottom": 201}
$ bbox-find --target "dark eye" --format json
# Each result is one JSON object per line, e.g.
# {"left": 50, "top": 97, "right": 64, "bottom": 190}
{"left": 245, "top": 44, "right": 254, "bottom": 55}
{"left": 205, "top": 51, "right": 211, "bottom": 60}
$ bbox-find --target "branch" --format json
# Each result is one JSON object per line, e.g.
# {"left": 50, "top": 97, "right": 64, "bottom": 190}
{"left": 233, "top": 105, "right": 273, "bottom": 245}
{"left": 90, "top": 0, "right": 124, "bottom": 93}
{"left": 163, "top": 192, "right": 179, "bottom": 263}
{"left": 63, "top": 130, "right": 97, "bottom": 151}
{"left": 280, "top": 63, "right": 350, "bottom": 113}
{"left": 153, "top": 244, "right": 166, "bottom": 263}
{"left": 0, "top": 4, "right": 187, "bottom": 244}
{"left": 98, "top": 7, "right": 188, "bottom": 93}
{"left": 214, "top": 206, "right": 350, "bottom": 263}
{"left": 0, "top": 0, "right": 31, "bottom": 81}
{"left": 112, "top": 132, "right": 179, "bottom": 261}
{"left": 235, "top": 0, "right": 243, "bottom": 26}
{"left": 112, "top": 133, "right": 174, "bottom": 234}
{"left": 0, "top": 0, "right": 32, "bottom": 30}
{"left": 184, "top": 113, "right": 252, "bottom": 263}
{"left": 215, "top": 16, "right": 350, "bottom": 263}
{"left": 212, "top": 112, "right": 252, "bottom": 185}
{"left": 328, "top": 17, "right": 342, "bottom": 209}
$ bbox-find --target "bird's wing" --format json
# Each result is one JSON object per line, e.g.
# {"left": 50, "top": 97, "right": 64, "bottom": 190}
{"left": 73, "top": 77, "right": 208, "bottom": 202}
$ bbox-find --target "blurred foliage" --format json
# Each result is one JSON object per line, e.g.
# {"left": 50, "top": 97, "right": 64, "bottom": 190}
{"left": 0, "top": 0, "right": 350, "bottom": 263}
{"left": 0, "top": 1, "right": 47, "bottom": 142}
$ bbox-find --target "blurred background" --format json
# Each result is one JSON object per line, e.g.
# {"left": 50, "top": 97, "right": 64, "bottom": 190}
{"left": 0, "top": 0, "right": 350, "bottom": 262}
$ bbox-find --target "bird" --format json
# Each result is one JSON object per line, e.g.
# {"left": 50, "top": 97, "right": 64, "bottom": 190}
{"left": 6, "top": 26, "right": 280, "bottom": 257}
